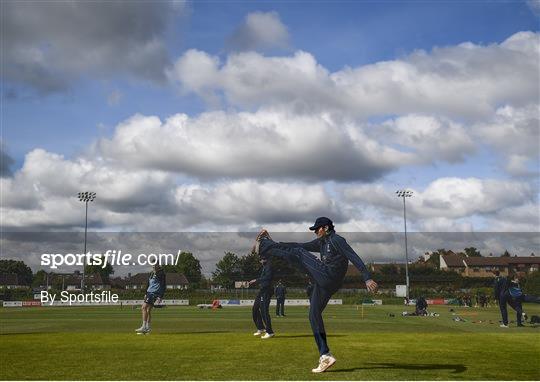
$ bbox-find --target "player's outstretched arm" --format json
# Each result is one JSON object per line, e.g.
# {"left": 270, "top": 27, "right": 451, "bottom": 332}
{"left": 365, "top": 279, "right": 378, "bottom": 293}
{"left": 330, "top": 235, "right": 372, "bottom": 280}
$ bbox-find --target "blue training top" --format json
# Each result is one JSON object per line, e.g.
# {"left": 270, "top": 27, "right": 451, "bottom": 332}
{"left": 146, "top": 270, "right": 166, "bottom": 298}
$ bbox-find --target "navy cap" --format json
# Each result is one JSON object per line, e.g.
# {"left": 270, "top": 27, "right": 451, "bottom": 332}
{"left": 309, "top": 217, "right": 333, "bottom": 231}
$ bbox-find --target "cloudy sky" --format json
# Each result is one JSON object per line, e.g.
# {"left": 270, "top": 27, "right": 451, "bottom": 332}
{"left": 1, "top": 1, "right": 539, "bottom": 272}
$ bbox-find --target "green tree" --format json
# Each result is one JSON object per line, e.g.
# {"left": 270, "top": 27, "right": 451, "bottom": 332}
{"left": 32, "top": 270, "right": 49, "bottom": 288}
{"left": 424, "top": 251, "right": 441, "bottom": 268}
{"left": 0, "top": 259, "right": 33, "bottom": 285}
{"left": 270, "top": 256, "right": 308, "bottom": 287}
{"left": 163, "top": 252, "right": 202, "bottom": 287}
{"left": 238, "top": 251, "right": 261, "bottom": 280}
{"left": 50, "top": 273, "right": 66, "bottom": 290}
{"left": 379, "top": 264, "right": 401, "bottom": 275}
{"left": 84, "top": 255, "right": 114, "bottom": 282}
{"left": 501, "top": 250, "right": 512, "bottom": 257}
{"left": 522, "top": 271, "right": 540, "bottom": 295}
{"left": 464, "top": 247, "right": 481, "bottom": 257}
{"left": 212, "top": 252, "right": 241, "bottom": 289}
{"left": 198, "top": 274, "right": 211, "bottom": 289}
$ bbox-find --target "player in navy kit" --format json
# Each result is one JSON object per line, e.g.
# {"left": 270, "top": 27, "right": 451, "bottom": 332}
{"left": 249, "top": 258, "right": 275, "bottom": 338}
{"left": 254, "top": 217, "right": 378, "bottom": 373}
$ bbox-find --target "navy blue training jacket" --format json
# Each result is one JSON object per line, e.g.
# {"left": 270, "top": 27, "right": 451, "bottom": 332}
{"left": 256, "top": 261, "right": 274, "bottom": 289}
{"left": 282, "top": 231, "right": 372, "bottom": 282}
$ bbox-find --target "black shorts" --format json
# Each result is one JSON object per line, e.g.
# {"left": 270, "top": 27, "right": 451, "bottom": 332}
{"left": 144, "top": 293, "right": 159, "bottom": 306}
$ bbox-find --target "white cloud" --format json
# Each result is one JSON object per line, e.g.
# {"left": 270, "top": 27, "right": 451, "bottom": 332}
{"left": 162, "top": 32, "right": 538, "bottom": 181}
{"left": 172, "top": 180, "right": 344, "bottom": 228}
{"left": 227, "top": 11, "right": 290, "bottom": 52}
{"left": 1, "top": 148, "right": 537, "bottom": 272}
{"left": 168, "top": 32, "right": 539, "bottom": 119}
{"left": 377, "top": 114, "right": 476, "bottom": 164}
{"left": 166, "top": 49, "right": 222, "bottom": 106}
{"left": 473, "top": 104, "right": 539, "bottom": 176}
{"left": 168, "top": 49, "right": 333, "bottom": 110}
{"left": 488, "top": 203, "right": 540, "bottom": 232}
{"left": 97, "top": 110, "right": 409, "bottom": 182}
{"left": 417, "top": 178, "right": 533, "bottom": 218}
{"left": 3, "top": 29, "right": 538, "bottom": 236}
{"left": 0, "top": 149, "right": 178, "bottom": 229}
{"left": 341, "top": 177, "right": 537, "bottom": 230}
{"left": 0, "top": 149, "right": 347, "bottom": 231}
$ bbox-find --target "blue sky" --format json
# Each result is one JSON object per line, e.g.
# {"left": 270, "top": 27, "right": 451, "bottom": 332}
{"left": 1, "top": 0, "right": 539, "bottom": 239}
{"left": 3, "top": 1, "right": 538, "bottom": 165}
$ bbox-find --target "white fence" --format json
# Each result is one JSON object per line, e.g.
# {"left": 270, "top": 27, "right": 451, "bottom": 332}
{"left": 2, "top": 301, "right": 23, "bottom": 307}
{"left": 218, "top": 299, "right": 342, "bottom": 307}
{"left": 3, "top": 299, "right": 189, "bottom": 307}
{"left": 4, "top": 299, "right": 355, "bottom": 308}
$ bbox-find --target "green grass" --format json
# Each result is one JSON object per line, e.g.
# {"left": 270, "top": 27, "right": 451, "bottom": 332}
{"left": 1, "top": 304, "right": 539, "bottom": 380}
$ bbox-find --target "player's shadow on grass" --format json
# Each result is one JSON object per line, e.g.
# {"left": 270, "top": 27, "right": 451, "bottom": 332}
{"left": 330, "top": 362, "right": 467, "bottom": 374}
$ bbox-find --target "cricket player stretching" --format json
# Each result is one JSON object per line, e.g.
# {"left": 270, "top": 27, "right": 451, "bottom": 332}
{"left": 254, "top": 217, "right": 378, "bottom": 373}
{"left": 249, "top": 258, "right": 275, "bottom": 338}
{"left": 135, "top": 264, "right": 166, "bottom": 334}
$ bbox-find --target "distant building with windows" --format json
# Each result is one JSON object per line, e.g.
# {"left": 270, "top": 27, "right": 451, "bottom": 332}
{"left": 125, "top": 272, "right": 189, "bottom": 290}
{"left": 440, "top": 255, "right": 539, "bottom": 277}
{"left": 52, "top": 272, "right": 111, "bottom": 290}
{"left": 347, "top": 254, "right": 539, "bottom": 280}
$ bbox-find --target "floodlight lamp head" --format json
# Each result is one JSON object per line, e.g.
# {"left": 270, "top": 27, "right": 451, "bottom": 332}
{"left": 78, "top": 191, "right": 96, "bottom": 202}
{"left": 396, "top": 189, "right": 413, "bottom": 198}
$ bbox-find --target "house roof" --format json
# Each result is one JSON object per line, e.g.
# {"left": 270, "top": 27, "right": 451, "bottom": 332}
{"left": 166, "top": 273, "right": 189, "bottom": 285}
{"left": 85, "top": 274, "right": 106, "bottom": 285}
{"left": 441, "top": 255, "right": 465, "bottom": 267}
{"left": 462, "top": 256, "right": 540, "bottom": 267}
{"left": 463, "top": 257, "right": 510, "bottom": 267}
{"left": 109, "top": 277, "right": 126, "bottom": 287}
{"left": 0, "top": 273, "right": 19, "bottom": 285}
{"left": 507, "top": 256, "right": 540, "bottom": 264}
{"left": 127, "top": 273, "right": 150, "bottom": 285}
{"left": 442, "top": 256, "right": 539, "bottom": 267}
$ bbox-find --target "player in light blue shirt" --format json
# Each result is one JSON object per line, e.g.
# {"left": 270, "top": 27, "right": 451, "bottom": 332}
{"left": 135, "top": 264, "right": 166, "bottom": 334}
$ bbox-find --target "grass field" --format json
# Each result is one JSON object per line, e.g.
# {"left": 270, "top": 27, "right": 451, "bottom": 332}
{"left": 1, "top": 303, "right": 539, "bottom": 380}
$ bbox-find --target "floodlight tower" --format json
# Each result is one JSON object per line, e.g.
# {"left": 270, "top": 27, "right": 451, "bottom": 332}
{"left": 396, "top": 190, "right": 413, "bottom": 299}
{"left": 78, "top": 192, "right": 96, "bottom": 292}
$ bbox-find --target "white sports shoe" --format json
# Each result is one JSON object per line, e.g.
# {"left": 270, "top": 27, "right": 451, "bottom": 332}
{"left": 253, "top": 330, "right": 265, "bottom": 336}
{"left": 261, "top": 332, "right": 275, "bottom": 339}
{"left": 135, "top": 326, "right": 145, "bottom": 333}
{"left": 312, "top": 354, "right": 336, "bottom": 373}
{"left": 500, "top": 324, "right": 509, "bottom": 328}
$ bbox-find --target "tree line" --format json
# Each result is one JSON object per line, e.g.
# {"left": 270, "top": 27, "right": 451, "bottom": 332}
{"left": 1, "top": 246, "right": 536, "bottom": 290}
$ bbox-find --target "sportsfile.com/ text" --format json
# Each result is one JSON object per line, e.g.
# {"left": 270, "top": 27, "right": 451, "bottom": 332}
{"left": 40, "top": 249, "right": 182, "bottom": 269}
